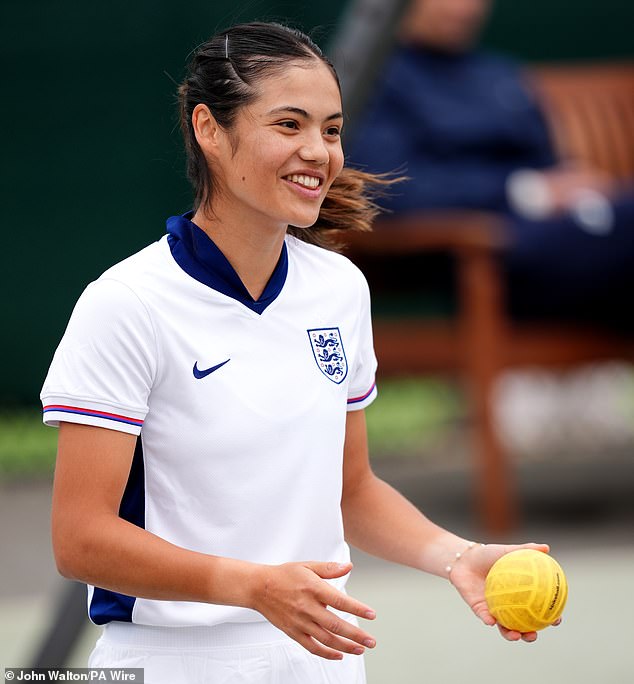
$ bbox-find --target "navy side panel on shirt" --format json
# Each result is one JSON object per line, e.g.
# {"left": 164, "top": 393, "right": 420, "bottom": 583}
{"left": 89, "top": 438, "right": 146, "bottom": 624}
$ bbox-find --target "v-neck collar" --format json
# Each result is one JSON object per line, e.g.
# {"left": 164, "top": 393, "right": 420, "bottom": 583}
{"left": 166, "top": 211, "right": 288, "bottom": 315}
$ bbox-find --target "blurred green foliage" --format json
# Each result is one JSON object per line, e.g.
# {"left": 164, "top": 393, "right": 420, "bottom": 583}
{"left": 366, "top": 378, "right": 464, "bottom": 455}
{"left": 0, "top": 411, "right": 58, "bottom": 479}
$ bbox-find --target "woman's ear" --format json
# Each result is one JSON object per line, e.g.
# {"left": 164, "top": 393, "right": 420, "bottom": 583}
{"left": 192, "top": 104, "right": 223, "bottom": 157}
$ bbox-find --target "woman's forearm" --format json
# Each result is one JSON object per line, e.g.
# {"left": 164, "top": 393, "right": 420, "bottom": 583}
{"left": 53, "top": 510, "right": 259, "bottom": 608}
{"left": 342, "top": 472, "right": 470, "bottom": 578}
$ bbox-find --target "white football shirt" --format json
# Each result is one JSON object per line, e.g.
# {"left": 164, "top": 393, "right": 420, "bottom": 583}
{"left": 41, "top": 213, "right": 377, "bottom": 627}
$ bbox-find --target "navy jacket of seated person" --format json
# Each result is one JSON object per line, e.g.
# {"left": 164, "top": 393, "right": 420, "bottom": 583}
{"left": 347, "top": 45, "right": 634, "bottom": 329}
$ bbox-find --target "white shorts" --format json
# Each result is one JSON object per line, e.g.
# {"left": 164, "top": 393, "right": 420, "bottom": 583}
{"left": 88, "top": 621, "right": 367, "bottom": 684}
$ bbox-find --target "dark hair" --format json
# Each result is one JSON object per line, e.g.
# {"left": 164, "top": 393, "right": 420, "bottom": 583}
{"left": 178, "top": 22, "right": 396, "bottom": 248}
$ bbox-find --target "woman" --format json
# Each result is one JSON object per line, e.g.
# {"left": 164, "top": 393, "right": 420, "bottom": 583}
{"left": 41, "top": 22, "right": 554, "bottom": 684}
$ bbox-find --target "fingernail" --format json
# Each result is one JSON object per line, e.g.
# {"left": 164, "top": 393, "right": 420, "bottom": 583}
{"left": 353, "top": 647, "right": 364, "bottom": 655}
{"left": 363, "top": 639, "right": 375, "bottom": 648}
{"left": 337, "top": 563, "right": 350, "bottom": 570}
{"left": 364, "top": 610, "right": 376, "bottom": 619}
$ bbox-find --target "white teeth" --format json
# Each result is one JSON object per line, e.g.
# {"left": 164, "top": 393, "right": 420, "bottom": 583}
{"left": 287, "top": 174, "right": 320, "bottom": 189}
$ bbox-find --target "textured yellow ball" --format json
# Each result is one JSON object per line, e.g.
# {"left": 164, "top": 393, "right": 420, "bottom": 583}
{"left": 485, "top": 549, "right": 568, "bottom": 632}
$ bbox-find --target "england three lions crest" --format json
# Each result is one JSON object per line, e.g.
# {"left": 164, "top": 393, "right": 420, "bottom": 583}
{"left": 307, "top": 327, "right": 348, "bottom": 384}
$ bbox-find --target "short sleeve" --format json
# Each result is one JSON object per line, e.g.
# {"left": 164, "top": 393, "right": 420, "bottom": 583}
{"left": 347, "top": 272, "right": 378, "bottom": 411}
{"left": 40, "top": 278, "right": 157, "bottom": 435}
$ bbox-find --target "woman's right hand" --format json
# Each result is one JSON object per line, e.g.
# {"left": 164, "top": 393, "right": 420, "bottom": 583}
{"left": 249, "top": 561, "right": 377, "bottom": 660}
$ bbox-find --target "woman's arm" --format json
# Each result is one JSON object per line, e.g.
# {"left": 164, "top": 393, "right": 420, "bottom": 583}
{"left": 341, "top": 409, "right": 550, "bottom": 642}
{"left": 341, "top": 410, "right": 469, "bottom": 575}
{"left": 52, "top": 422, "right": 255, "bottom": 605}
{"left": 52, "top": 422, "right": 377, "bottom": 659}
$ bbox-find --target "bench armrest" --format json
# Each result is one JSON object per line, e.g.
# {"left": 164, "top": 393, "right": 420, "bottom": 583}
{"left": 339, "top": 210, "right": 508, "bottom": 256}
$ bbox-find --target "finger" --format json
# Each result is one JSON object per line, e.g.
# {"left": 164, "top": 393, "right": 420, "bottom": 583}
{"left": 469, "top": 597, "right": 496, "bottom": 626}
{"left": 313, "top": 608, "right": 376, "bottom": 649}
{"left": 320, "top": 587, "right": 376, "bottom": 621}
{"left": 302, "top": 562, "right": 377, "bottom": 620}
{"left": 473, "top": 607, "right": 497, "bottom": 627}
{"left": 496, "top": 622, "right": 540, "bottom": 642}
{"left": 310, "top": 624, "right": 368, "bottom": 656}
{"left": 513, "top": 542, "right": 550, "bottom": 554}
{"left": 293, "top": 631, "right": 345, "bottom": 661}
{"left": 552, "top": 617, "right": 563, "bottom": 627}
{"left": 305, "top": 561, "right": 353, "bottom": 580}
{"left": 497, "top": 624, "right": 522, "bottom": 642}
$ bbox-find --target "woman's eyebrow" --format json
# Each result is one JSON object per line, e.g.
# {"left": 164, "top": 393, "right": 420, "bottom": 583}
{"left": 267, "top": 106, "right": 344, "bottom": 122}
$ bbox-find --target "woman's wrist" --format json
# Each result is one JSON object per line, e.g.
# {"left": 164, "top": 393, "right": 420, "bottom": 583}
{"left": 241, "top": 561, "right": 270, "bottom": 612}
{"left": 444, "top": 540, "right": 486, "bottom": 584}
{"left": 203, "top": 556, "right": 266, "bottom": 609}
{"left": 418, "top": 531, "right": 474, "bottom": 578}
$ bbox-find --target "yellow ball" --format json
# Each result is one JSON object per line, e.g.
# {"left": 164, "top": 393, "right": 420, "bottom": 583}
{"left": 485, "top": 549, "right": 568, "bottom": 632}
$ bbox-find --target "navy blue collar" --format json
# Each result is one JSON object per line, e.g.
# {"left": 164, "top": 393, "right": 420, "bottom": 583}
{"left": 166, "top": 212, "right": 288, "bottom": 315}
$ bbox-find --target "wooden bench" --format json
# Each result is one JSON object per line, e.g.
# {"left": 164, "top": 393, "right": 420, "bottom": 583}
{"left": 342, "top": 63, "right": 634, "bottom": 535}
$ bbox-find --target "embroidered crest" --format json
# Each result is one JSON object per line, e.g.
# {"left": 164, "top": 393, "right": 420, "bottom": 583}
{"left": 307, "top": 327, "right": 348, "bottom": 384}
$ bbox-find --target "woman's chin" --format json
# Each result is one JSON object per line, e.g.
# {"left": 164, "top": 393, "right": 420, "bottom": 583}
{"left": 287, "top": 216, "right": 320, "bottom": 230}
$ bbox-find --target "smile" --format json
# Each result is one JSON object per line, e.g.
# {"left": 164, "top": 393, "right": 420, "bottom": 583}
{"left": 284, "top": 174, "right": 322, "bottom": 190}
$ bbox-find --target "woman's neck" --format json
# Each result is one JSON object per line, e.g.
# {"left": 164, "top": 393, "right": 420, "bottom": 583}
{"left": 191, "top": 209, "right": 287, "bottom": 302}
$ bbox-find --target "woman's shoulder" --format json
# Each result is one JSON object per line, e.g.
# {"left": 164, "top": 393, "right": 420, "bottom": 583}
{"left": 71, "top": 238, "right": 171, "bottom": 322}
{"left": 100, "top": 237, "right": 168, "bottom": 284}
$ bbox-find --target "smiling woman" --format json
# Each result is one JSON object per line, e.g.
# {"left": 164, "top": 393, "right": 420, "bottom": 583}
{"left": 178, "top": 24, "right": 387, "bottom": 247}
{"left": 40, "top": 20, "right": 556, "bottom": 684}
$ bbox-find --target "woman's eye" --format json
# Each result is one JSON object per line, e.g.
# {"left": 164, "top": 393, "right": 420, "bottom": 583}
{"left": 325, "top": 126, "right": 341, "bottom": 138}
{"left": 279, "top": 120, "right": 298, "bottom": 130}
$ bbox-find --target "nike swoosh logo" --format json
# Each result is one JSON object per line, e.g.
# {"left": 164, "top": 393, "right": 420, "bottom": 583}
{"left": 193, "top": 359, "right": 231, "bottom": 379}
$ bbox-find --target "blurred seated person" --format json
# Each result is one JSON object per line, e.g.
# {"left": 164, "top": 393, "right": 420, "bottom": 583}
{"left": 347, "top": 0, "right": 634, "bottom": 329}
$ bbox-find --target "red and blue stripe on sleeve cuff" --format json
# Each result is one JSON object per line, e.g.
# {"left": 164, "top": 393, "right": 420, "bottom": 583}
{"left": 347, "top": 382, "right": 376, "bottom": 406}
{"left": 43, "top": 404, "right": 144, "bottom": 428}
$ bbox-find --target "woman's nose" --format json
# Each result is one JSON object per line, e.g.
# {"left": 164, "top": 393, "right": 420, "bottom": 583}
{"left": 299, "top": 133, "right": 329, "bottom": 165}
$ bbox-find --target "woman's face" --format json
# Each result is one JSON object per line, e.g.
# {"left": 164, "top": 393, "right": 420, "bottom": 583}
{"left": 211, "top": 60, "right": 345, "bottom": 232}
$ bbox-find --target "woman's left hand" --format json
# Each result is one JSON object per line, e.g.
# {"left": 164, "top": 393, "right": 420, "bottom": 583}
{"left": 448, "top": 542, "right": 557, "bottom": 643}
